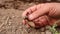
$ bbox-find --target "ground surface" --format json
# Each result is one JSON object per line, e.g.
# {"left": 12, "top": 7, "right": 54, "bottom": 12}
{"left": 0, "top": 0, "right": 60, "bottom": 34}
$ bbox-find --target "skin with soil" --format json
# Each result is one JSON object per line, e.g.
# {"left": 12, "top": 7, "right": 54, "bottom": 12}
{"left": 0, "top": 0, "right": 60, "bottom": 34}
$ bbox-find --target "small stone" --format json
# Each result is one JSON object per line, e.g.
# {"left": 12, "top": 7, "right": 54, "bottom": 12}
{"left": 12, "top": 16, "right": 15, "bottom": 18}
{"left": 45, "top": 30, "right": 52, "bottom": 34}
{"left": 9, "top": 22, "right": 12, "bottom": 25}
{"left": 19, "top": 26, "right": 22, "bottom": 29}
{"left": 28, "top": 21, "right": 35, "bottom": 28}
{"left": 40, "top": 32, "right": 45, "bottom": 34}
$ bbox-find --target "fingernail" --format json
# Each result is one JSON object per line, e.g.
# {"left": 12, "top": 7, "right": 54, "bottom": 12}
{"left": 28, "top": 15, "right": 33, "bottom": 20}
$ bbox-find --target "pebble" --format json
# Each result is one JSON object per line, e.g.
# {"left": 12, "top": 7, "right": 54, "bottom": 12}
{"left": 9, "top": 21, "right": 12, "bottom": 25}
{"left": 45, "top": 30, "right": 52, "bottom": 34}
{"left": 40, "top": 32, "right": 45, "bottom": 34}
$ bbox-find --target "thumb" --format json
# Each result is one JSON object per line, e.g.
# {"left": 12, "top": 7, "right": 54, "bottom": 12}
{"left": 28, "top": 7, "right": 49, "bottom": 20}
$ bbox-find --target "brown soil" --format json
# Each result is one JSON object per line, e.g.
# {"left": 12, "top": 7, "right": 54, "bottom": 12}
{"left": 0, "top": 0, "right": 60, "bottom": 34}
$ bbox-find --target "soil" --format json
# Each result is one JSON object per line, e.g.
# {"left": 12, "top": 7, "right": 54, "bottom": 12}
{"left": 0, "top": 0, "right": 60, "bottom": 34}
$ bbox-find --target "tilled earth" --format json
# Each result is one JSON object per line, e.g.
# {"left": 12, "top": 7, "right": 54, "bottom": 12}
{"left": 0, "top": 0, "right": 60, "bottom": 34}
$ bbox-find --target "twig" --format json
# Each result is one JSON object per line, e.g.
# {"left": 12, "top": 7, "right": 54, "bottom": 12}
{"left": 0, "top": 22, "right": 4, "bottom": 28}
{"left": 0, "top": 16, "right": 9, "bottom": 28}
{"left": 5, "top": 16, "right": 9, "bottom": 25}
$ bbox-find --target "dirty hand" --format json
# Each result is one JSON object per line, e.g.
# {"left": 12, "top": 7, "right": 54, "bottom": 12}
{"left": 22, "top": 3, "right": 60, "bottom": 28}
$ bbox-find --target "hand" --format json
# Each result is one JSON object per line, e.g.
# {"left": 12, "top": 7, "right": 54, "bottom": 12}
{"left": 22, "top": 3, "right": 60, "bottom": 28}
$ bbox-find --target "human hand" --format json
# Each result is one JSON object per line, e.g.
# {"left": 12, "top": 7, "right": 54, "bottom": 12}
{"left": 22, "top": 3, "right": 60, "bottom": 28}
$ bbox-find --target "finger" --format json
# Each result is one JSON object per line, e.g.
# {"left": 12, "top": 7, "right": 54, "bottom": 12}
{"left": 22, "top": 20, "right": 26, "bottom": 25}
{"left": 30, "top": 5, "right": 37, "bottom": 12}
{"left": 28, "top": 5, "right": 49, "bottom": 20}
{"left": 22, "top": 5, "right": 37, "bottom": 17}
{"left": 33, "top": 17, "right": 39, "bottom": 22}
{"left": 22, "top": 20, "right": 30, "bottom": 28}
{"left": 33, "top": 18, "right": 43, "bottom": 27}
{"left": 22, "top": 19, "right": 28, "bottom": 25}
{"left": 33, "top": 15, "right": 49, "bottom": 27}
{"left": 26, "top": 24, "right": 30, "bottom": 28}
